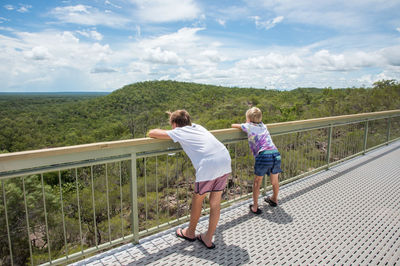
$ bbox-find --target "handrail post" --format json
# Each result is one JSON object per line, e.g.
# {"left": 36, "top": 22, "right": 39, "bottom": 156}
{"left": 326, "top": 124, "right": 333, "bottom": 169}
{"left": 130, "top": 153, "right": 139, "bottom": 243}
{"left": 386, "top": 117, "right": 391, "bottom": 145}
{"left": 363, "top": 120, "right": 369, "bottom": 154}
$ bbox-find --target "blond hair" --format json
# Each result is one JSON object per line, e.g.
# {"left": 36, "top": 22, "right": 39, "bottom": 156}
{"left": 167, "top": 109, "right": 192, "bottom": 127}
{"left": 246, "top": 107, "right": 262, "bottom": 123}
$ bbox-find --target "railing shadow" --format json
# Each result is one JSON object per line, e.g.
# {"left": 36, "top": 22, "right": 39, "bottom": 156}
{"left": 277, "top": 144, "right": 400, "bottom": 206}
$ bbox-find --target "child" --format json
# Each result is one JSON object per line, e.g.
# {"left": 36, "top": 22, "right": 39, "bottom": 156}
{"left": 232, "top": 107, "right": 282, "bottom": 214}
{"left": 148, "top": 110, "right": 231, "bottom": 249}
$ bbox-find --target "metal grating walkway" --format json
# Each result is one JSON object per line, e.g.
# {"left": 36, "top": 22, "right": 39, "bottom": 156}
{"left": 72, "top": 141, "right": 400, "bottom": 265}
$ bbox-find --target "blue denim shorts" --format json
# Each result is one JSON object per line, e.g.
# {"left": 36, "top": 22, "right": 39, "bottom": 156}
{"left": 254, "top": 150, "right": 282, "bottom": 176}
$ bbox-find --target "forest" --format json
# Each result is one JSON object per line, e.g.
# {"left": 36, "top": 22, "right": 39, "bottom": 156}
{"left": 1, "top": 79, "right": 399, "bottom": 153}
{"left": 0, "top": 80, "right": 400, "bottom": 265}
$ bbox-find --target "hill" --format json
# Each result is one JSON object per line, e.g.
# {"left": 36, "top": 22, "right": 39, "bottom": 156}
{"left": 1, "top": 80, "right": 399, "bottom": 153}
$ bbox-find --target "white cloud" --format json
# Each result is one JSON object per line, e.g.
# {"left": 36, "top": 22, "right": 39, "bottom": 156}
{"left": 246, "top": 0, "right": 400, "bottom": 32}
{"left": 131, "top": 0, "right": 200, "bottom": 22}
{"left": 105, "top": 0, "right": 122, "bottom": 9}
{"left": 397, "top": 27, "right": 400, "bottom": 33}
{"left": 4, "top": 5, "right": 14, "bottom": 10}
{"left": 49, "top": 5, "right": 130, "bottom": 28}
{"left": 0, "top": 30, "right": 118, "bottom": 91}
{"left": 253, "top": 16, "right": 284, "bottom": 30}
{"left": 76, "top": 29, "right": 103, "bottom": 41}
{"left": 24, "top": 46, "right": 52, "bottom": 60}
{"left": 216, "top": 19, "right": 226, "bottom": 26}
{"left": 0, "top": 17, "right": 10, "bottom": 23}
{"left": 142, "top": 47, "right": 181, "bottom": 64}
{"left": 380, "top": 46, "right": 400, "bottom": 66}
{"left": 17, "top": 5, "right": 32, "bottom": 13}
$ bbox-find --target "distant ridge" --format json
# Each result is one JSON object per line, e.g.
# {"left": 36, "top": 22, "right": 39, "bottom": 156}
{"left": 0, "top": 91, "right": 110, "bottom": 95}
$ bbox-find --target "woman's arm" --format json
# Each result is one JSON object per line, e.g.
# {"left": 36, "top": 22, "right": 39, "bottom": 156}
{"left": 148, "top": 129, "right": 172, "bottom": 139}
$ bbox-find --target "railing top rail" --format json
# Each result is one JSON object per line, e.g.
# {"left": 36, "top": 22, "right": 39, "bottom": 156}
{"left": 1, "top": 109, "right": 399, "bottom": 176}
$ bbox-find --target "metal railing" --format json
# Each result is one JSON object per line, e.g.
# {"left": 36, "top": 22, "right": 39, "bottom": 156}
{"left": 0, "top": 110, "right": 399, "bottom": 265}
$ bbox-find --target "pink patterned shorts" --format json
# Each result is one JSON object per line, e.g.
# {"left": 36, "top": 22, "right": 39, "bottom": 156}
{"left": 194, "top": 173, "right": 230, "bottom": 195}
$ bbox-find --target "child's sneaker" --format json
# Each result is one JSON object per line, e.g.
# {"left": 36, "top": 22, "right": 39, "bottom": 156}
{"left": 264, "top": 196, "right": 277, "bottom": 207}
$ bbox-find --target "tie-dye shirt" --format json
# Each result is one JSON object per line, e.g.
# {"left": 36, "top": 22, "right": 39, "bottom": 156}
{"left": 241, "top": 122, "right": 278, "bottom": 157}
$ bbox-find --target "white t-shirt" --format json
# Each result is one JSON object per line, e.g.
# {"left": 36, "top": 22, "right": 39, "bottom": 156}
{"left": 167, "top": 123, "right": 232, "bottom": 182}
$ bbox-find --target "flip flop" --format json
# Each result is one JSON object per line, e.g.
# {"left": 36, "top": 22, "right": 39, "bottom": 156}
{"left": 176, "top": 228, "right": 196, "bottom": 242}
{"left": 197, "top": 235, "right": 216, "bottom": 249}
{"left": 249, "top": 204, "right": 262, "bottom": 214}
{"left": 264, "top": 196, "right": 278, "bottom": 207}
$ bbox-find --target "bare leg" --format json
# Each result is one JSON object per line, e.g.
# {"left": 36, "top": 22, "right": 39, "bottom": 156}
{"left": 269, "top": 173, "right": 279, "bottom": 203}
{"left": 251, "top": 175, "right": 263, "bottom": 212}
{"left": 199, "top": 191, "right": 223, "bottom": 247}
{"left": 178, "top": 192, "right": 207, "bottom": 239}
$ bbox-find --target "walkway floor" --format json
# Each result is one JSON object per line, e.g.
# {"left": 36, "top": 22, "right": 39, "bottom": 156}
{"left": 72, "top": 141, "right": 400, "bottom": 265}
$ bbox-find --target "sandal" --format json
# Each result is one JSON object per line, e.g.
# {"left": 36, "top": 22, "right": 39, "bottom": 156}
{"left": 197, "top": 235, "right": 216, "bottom": 249}
{"left": 176, "top": 228, "right": 196, "bottom": 242}
{"left": 264, "top": 196, "right": 278, "bottom": 207}
{"left": 249, "top": 204, "right": 262, "bottom": 214}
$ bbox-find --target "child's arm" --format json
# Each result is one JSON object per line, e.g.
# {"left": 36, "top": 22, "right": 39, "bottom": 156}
{"left": 148, "top": 129, "right": 172, "bottom": 139}
{"left": 231, "top": 124, "right": 242, "bottom": 129}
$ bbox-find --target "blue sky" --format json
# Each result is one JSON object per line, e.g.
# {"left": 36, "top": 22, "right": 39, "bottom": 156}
{"left": 1, "top": 0, "right": 400, "bottom": 92}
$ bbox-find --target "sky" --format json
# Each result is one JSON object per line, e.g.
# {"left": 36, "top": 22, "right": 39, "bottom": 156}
{"left": 0, "top": 0, "right": 400, "bottom": 92}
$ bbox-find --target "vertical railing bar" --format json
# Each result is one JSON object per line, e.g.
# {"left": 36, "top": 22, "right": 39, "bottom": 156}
{"left": 41, "top": 173, "right": 52, "bottom": 263}
{"left": 166, "top": 155, "right": 169, "bottom": 221}
{"left": 307, "top": 131, "right": 310, "bottom": 172}
{"left": 119, "top": 162, "right": 124, "bottom": 239}
{"left": 75, "top": 168, "right": 84, "bottom": 253}
{"left": 185, "top": 155, "right": 189, "bottom": 218}
{"left": 22, "top": 177, "right": 34, "bottom": 266}
{"left": 280, "top": 135, "right": 285, "bottom": 180}
{"left": 339, "top": 126, "right": 343, "bottom": 160}
{"left": 363, "top": 120, "right": 369, "bottom": 154}
{"left": 287, "top": 133, "right": 291, "bottom": 179}
{"left": 290, "top": 133, "right": 294, "bottom": 178}
{"left": 58, "top": 171, "right": 68, "bottom": 259}
{"left": 2, "top": 180, "right": 14, "bottom": 266}
{"left": 315, "top": 131, "right": 319, "bottom": 168}
{"left": 292, "top": 133, "right": 296, "bottom": 177}
{"left": 224, "top": 144, "right": 228, "bottom": 201}
{"left": 246, "top": 142, "right": 251, "bottom": 197}
{"left": 317, "top": 130, "right": 321, "bottom": 168}
{"left": 354, "top": 123, "right": 357, "bottom": 154}
{"left": 262, "top": 140, "right": 266, "bottom": 194}
{"left": 308, "top": 131, "right": 312, "bottom": 172}
{"left": 300, "top": 132, "right": 304, "bottom": 175}
{"left": 344, "top": 125, "right": 347, "bottom": 158}
{"left": 240, "top": 142, "right": 244, "bottom": 197}
{"left": 299, "top": 132, "right": 303, "bottom": 174}
{"left": 156, "top": 156, "right": 159, "bottom": 228}
{"left": 90, "top": 166, "right": 98, "bottom": 248}
{"left": 105, "top": 164, "right": 111, "bottom": 243}
{"left": 346, "top": 124, "right": 350, "bottom": 157}
{"left": 350, "top": 124, "right": 354, "bottom": 155}
{"left": 234, "top": 143, "right": 238, "bottom": 198}
{"left": 130, "top": 153, "right": 139, "bottom": 243}
{"left": 144, "top": 158, "right": 148, "bottom": 222}
{"left": 326, "top": 125, "right": 333, "bottom": 169}
{"left": 347, "top": 125, "right": 351, "bottom": 157}
{"left": 386, "top": 117, "right": 391, "bottom": 144}
{"left": 175, "top": 154, "right": 179, "bottom": 222}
